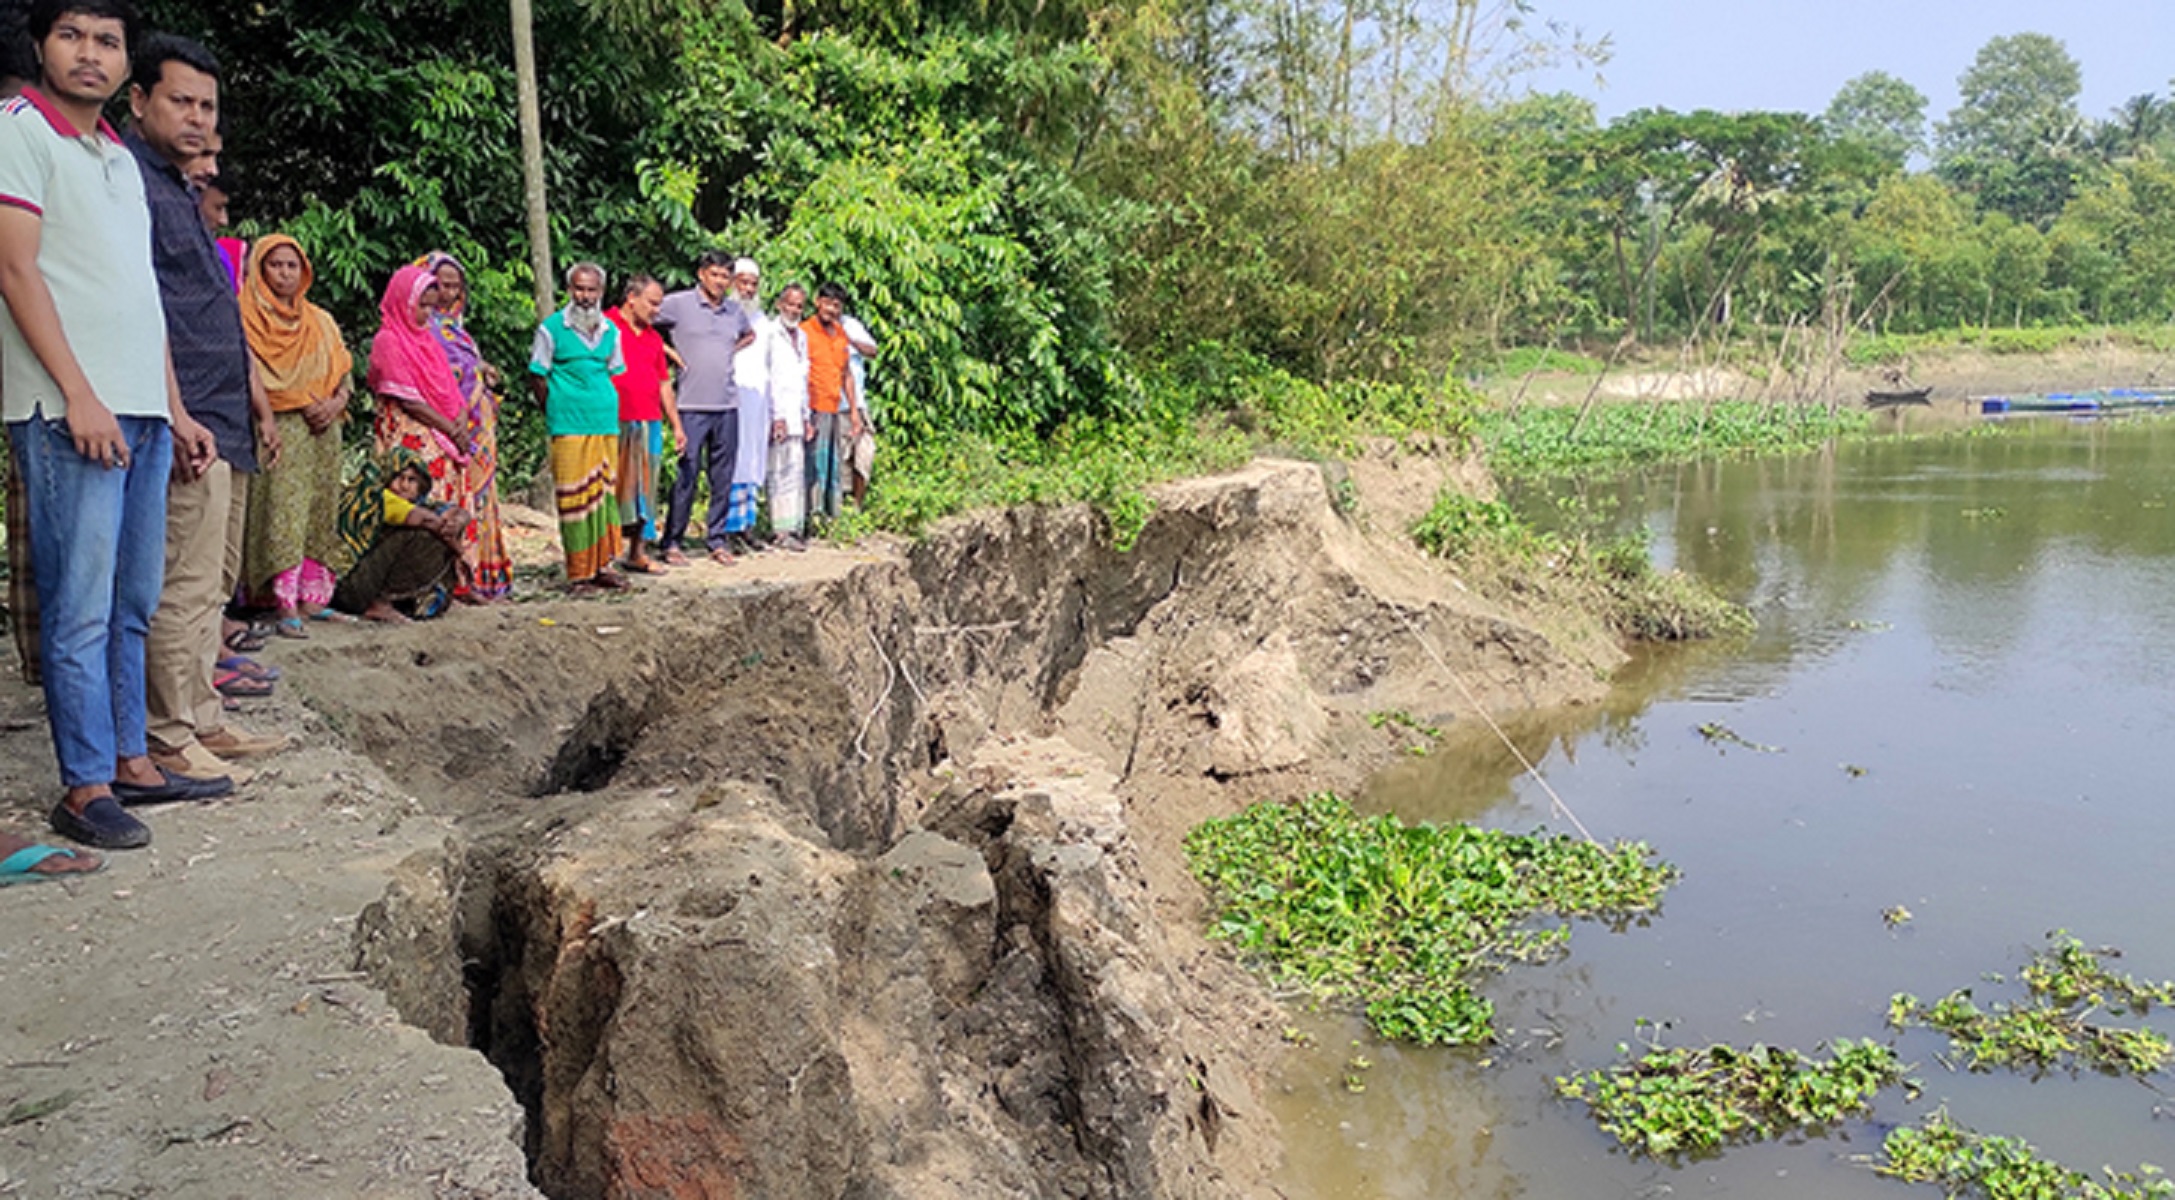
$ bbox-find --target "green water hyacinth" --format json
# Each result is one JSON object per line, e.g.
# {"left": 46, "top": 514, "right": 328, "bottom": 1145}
{"left": 1879, "top": 1109, "right": 2175, "bottom": 1199}
{"left": 1889, "top": 933, "right": 2175, "bottom": 1077}
{"left": 1477, "top": 400, "right": 1872, "bottom": 481}
{"left": 1557, "top": 1039, "right": 1904, "bottom": 1158}
{"left": 1184, "top": 794, "right": 1677, "bottom": 1046}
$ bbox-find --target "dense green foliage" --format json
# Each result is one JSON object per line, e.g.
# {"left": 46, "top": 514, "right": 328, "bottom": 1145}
{"left": 1880, "top": 1110, "right": 2175, "bottom": 1199}
{"left": 1555, "top": 1039, "right": 1903, "bottom": 1157}
{"left": 110, "top": 2, "right": 2175, "bottom": 498}
{"left": 1184, "top": 793, "right": 1676, "bottom": 1046}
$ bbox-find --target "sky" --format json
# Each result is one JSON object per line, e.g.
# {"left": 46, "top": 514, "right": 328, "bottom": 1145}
{"left": 1514, "top": 0, "right": 2168, "bottom": 127}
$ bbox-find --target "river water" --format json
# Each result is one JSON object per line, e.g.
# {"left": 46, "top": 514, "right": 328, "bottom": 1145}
{"left": 1275, "top": 416, "right": 2175, "bottom": 1198}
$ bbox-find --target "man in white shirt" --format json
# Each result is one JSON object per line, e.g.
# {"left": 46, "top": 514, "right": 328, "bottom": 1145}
{"left": 725, "top": 257, "right": 769, "bottom": 554}
{"left": 762, "top": 283, "right": 810, "bottom": 552}
{"left": 0, "top": 0, "right": 222, "bottom": 854}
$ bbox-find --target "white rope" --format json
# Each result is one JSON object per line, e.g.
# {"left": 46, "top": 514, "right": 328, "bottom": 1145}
{"left": 852, "top": 624, "right": 899, "bottom": 763}
{"left": 1386, "top": 602, "right": 1601, "bottom": 847}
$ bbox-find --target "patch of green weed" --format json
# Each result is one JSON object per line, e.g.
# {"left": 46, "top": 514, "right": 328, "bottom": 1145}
{"left": 1888, "top": 934, "right": 2175, "bottom": 1076}
{"left": 1185, "top": 793, "right": 1677, "bottom": 1046}
{"left": 1878, "top": 1108, "right": 2175, "bottom": 1199}
{"left": 1410, "top": 492, "right": 1750, "bottom": 641}
{"left": 1482, "top": 347, "right": 1609, "bottom": 378}
{"left": 1478, "top": 400, "right": 1870, "bottom": 480}
{"left": 1556, "top": 1038, "right": 1903, "bottom": 1158}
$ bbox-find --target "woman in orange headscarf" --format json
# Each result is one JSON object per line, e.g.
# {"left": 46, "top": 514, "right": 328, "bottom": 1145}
{"left": 239, "top": 235, "right": 356, "bottom": 637}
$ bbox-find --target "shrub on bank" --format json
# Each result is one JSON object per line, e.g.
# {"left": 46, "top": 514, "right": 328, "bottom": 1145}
{"left": 1409, "top": 490, "right": 1751, "bottom": 642}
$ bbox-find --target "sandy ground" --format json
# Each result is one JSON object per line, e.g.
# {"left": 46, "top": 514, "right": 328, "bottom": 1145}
{"left": 0, "top": 510, "right": 887, "bottom": 1199}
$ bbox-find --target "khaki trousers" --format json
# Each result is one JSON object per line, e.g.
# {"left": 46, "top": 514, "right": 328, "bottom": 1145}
{"left": 146, "top": 460, "right": 246, "bottom": 749}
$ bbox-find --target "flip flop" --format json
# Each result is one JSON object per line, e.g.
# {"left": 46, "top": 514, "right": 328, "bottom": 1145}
{"left": 214, "top": 668, "right": 274, "bottom": 699}
{"left": 620, "top": 558, "right": 663, "bottom": 575}
{"left": 217, "top": 655, "right": 281, "bottom": 682}
{"left": 274, "top": 615, "right": 308, "bottom": 640}
{"left": 0, "top": 843, "right": 105, "bottom": 886}
{"left": 224, "top": 627, "right": 268, "bottom": 653}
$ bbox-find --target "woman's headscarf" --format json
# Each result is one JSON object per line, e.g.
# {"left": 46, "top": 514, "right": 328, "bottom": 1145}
{"left": 366, "top": 264, "right": 467, "bottom": 431}
{"left": 241, "top": 234, "right": 353, "bottom": 415}
{"left": 416, "top": 251, "right": 486, "bottom": 403}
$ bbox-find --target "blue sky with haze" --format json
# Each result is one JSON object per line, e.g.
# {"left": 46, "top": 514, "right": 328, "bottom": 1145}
{"left": 1516, "top": 0, "right": 2167, "bottom": 127}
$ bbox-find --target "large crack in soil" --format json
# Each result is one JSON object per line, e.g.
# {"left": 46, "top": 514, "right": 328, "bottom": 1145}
{"left": 329, "top": 457, "right": 1616, "bottom": 1199}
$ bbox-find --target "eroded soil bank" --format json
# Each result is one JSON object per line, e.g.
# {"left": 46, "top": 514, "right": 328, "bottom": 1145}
{"left": 2, "top": 452, "right": 1617, "bottom": 1198}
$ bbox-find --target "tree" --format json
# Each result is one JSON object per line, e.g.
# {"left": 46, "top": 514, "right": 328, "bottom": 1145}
{"left": 1823, "top": 71, "right": 1926, "bottom": 170}
{"left": 1935, "top": 33, "right": 2085, "bottom": 226}
{"left": 2089, "top": 92, "right": 2175, "bottom": 162}
{"left": 509, "top": 0, "right": 551, "bottom": 319}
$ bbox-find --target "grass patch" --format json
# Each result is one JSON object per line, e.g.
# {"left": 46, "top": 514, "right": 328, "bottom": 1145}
{"left": 853, "top": 419, "right": 1253, "bottom": 550}
{"left": 1478, "top": 346, "right": 1609, "bottom": 378}
{"left": 1184, "top": 793, "right": 1677, "bottom": 1046}
{"left": 1409, "top": 490, "right": 1752, "bottom": 642}
{"left": 1555, "top": 1038, "right": 1904, "bottom": 1158}
{"left": 1477, "top": 400, "right": 1869, "bottom": 480}
{"left": 1878, "top": 1109, "right": 2175, "bottom": 1199}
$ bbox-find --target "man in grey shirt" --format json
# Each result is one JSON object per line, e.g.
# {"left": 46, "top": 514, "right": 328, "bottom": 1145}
{"left": 653, "top": 249, "right": 754, "bottom": 564}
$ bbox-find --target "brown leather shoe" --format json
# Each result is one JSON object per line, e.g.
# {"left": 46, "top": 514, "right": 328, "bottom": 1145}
{"left": 152, "top": 741, "right": 254, "bottom": 787}
{"left": 199, "top": 726, "right": 290, "bottom": 759}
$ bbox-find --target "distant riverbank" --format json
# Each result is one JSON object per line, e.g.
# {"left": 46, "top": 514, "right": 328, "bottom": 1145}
{"left": 1476, "top": 332, "right": 2175, "bottom": 412}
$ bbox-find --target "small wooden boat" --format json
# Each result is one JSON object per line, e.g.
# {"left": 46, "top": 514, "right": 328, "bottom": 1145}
{"left": 1864, "top": 387, "right": 1933, "bottom": 409}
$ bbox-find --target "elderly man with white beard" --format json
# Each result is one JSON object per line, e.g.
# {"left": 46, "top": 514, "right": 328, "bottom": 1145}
{"left": 723, "top": 257, "right": 770, "bottom": 555}
{"left": 527, "top": 261, "right": 629, "bottom": 591}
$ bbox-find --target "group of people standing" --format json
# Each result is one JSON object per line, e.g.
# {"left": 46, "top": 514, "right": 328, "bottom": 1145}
{"left": 0, "top": 10, "right": 283, "bottom": 871}
{"left": 0, "top": 1, "right": 876, "bottom": 883}
{"left": 530, "top": 251, "right": 873, "bottom": 587}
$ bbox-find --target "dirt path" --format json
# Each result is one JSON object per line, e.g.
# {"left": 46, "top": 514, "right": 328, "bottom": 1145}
{"left": 0, "top": 534, "right": 881, "bottom": 1199}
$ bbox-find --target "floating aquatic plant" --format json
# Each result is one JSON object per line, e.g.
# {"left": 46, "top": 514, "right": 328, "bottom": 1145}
{"left": 1877, "top": 1108, "right": 2175, "bottom": 1199}
{"left": 1555, "top": 1038, "right": 1904, "bottom": 1158}
{"left": 1185, "top": 793, "right": 1676, "bottom": 1046}
{"left": 2021, "top": 932, "right": 2175, "bottom": 1012}
{"left": 1889, "top": 934, "right": 2175, "bottom": 1077}
{"left": 1696, "top": 721, "right": 1781, "bottom": 753}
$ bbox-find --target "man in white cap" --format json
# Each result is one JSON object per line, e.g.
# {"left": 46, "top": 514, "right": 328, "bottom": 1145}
{"left": 723, "top": 257, "right": 769, "bottom": 555}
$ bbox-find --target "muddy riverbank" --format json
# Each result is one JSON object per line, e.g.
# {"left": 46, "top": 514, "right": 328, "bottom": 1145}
{"left": 1, "top": 452, "right": 1623, "bottom": 1198}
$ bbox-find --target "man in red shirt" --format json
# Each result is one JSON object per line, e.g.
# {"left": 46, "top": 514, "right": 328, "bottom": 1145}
{"left": 605, "top": 275, "right": 681, "bottom": 572}
{"left": 801, "top": 281, "right": 863, "bottom": 529}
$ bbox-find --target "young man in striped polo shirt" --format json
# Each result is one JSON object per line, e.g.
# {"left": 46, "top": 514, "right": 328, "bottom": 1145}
{"left": 0, "top": 0, "right": 223, "bottom": 858}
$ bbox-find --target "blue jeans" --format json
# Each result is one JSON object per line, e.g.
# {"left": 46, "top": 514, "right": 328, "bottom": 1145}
{"left": 663, "top": 408, "right": 738, "bottom": 551}
{"left": 10, "top": 415, "right": 171, "bottom": 787}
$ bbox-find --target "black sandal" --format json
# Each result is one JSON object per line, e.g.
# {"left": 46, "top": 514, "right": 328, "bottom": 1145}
{"left": 224, "top": 626, "right": 268, "bottom": 653}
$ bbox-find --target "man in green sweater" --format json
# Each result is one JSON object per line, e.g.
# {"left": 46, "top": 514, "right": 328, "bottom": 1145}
{"left": 527, "top": 262, "right": 628, "bottom": 591}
